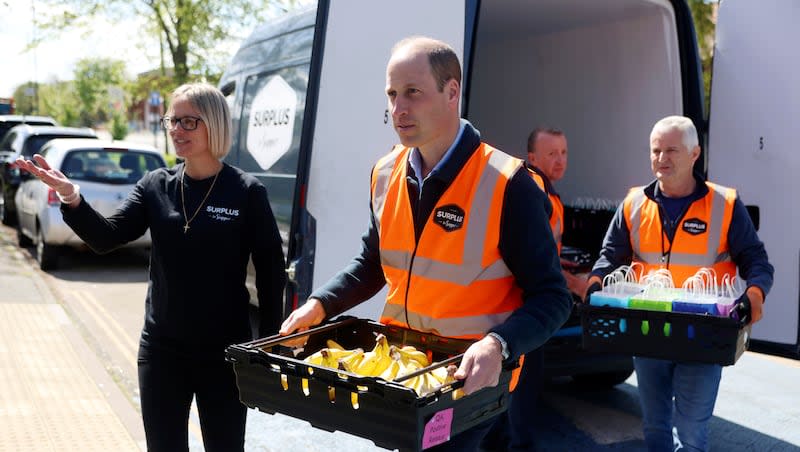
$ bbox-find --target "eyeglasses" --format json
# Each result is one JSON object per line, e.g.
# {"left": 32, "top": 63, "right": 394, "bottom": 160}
{"left": 162, "top": 115, "right": 203, "bottom": 131}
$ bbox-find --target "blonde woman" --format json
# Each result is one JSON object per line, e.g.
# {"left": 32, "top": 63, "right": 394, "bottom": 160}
{"left": 17, "top": 83, "right": 286, "bottom": 451}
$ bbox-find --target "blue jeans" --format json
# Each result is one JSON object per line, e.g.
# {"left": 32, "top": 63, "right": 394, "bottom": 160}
{"left": 634, "top": 357, "right": 722, "bottom": 452}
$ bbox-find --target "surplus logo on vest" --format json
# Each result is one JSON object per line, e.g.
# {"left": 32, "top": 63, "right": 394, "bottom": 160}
{"left": 433, "top": 204, "right": 465, "bottom": 232}
{"left": 206, "top": 205, "right": 239, "bottom": 222}
{"left": 682, "top": 218, "right": 707, "bottom": 235}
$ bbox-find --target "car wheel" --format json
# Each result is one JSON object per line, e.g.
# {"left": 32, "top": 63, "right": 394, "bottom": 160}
{"left": 0, "top": 193, "right": 11, "bottom": 226}
{"left": 572, "top": 368, "right": 635, "bottom": 388}
{"left": 36, "top": 227, "right": 59, "bottom": 270}
{"left": 17, "top": 222, "right": 33, "bottom": 247}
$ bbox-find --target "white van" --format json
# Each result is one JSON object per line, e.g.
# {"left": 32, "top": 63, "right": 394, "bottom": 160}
{"left": 219, "top": 0, "right": 799, "bottom": 373}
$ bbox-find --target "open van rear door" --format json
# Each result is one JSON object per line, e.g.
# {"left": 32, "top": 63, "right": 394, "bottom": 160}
{"left": 707, "top": 0, "right": 800, "bottom": 357}
{"left": 293, "top": 0, "right": 470, "bottom": 319}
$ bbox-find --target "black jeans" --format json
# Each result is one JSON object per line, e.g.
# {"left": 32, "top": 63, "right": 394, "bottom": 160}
{"left": 138, "top": 346, "right": 246, "bottom": 452}
{"left": 427, "top": 417, "right": 496, "bottom": 452}
{"left": 480, "top": 347, "right": 545, "bottom": 451}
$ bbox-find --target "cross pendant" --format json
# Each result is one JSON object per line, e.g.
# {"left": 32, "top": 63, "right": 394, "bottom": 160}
{"left": 183, "top": 224, "right": 190, "bottom": 234}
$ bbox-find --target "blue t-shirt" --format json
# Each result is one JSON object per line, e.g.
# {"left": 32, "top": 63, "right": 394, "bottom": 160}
{"left": 656, "top": 192, "right": 693, "bottom": 226}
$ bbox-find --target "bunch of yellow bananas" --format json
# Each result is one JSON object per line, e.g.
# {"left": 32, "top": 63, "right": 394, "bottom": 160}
{"left": 302, "top": 334, "right": 458, "bottom": 396}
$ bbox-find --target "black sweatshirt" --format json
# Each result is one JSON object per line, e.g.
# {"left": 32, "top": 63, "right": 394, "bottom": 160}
{"left": 310, "top": 122, "right": 572, "bottom": 361}
{"left": 62, "top": 163, "right": 286, "bottom": 359}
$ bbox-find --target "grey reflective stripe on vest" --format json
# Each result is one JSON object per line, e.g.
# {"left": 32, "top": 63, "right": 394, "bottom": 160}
{"left": 629, "top": 185, "right": 732, "bottom": 267}
{"left": 553, "top": 217, "right": 563, "bottom": 246}
{"left": 376, "top": 150, "right": 519, "bottom": 285}
{"left": 382, "top": 303, "right": 512, "bottom": 338}
{"left": 371, "top": 148, "right": 403, "bottom": 233}
{"left": 628, "top": 189, "right": 647, "bottom": 259}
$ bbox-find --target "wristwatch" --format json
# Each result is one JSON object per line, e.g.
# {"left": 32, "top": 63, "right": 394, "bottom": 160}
{"left": 487, "top": 332, "right": 510, "bottom": 360}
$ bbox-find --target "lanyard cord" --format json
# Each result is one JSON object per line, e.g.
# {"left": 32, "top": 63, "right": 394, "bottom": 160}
{"left": 658, "top": 204, "right": 674, "bottom": 268}
{"left": 660, "top": 226, "right": 672, "bottom": 268}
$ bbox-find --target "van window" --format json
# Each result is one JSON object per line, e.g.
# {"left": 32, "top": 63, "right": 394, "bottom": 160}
{"left": 237, "top": 64, "right": 309, "bottom": 244}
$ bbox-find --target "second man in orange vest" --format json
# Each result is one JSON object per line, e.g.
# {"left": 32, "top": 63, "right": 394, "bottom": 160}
{"left": 587, "top": 115, "right": 773, "bottom": 451}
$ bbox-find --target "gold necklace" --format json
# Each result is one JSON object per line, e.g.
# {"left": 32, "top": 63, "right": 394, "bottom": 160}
{"left": 180, "top": 166, "right": 220, "bottom": 234}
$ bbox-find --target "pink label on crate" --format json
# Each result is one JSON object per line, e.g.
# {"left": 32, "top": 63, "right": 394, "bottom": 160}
{"left": 422, "top": 408, "right": 454, "bottom": 449}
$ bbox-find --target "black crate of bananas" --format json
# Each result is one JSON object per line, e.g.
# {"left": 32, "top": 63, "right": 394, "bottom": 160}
{"left": 225, "top": 316, "right": 513, "bottom": 452}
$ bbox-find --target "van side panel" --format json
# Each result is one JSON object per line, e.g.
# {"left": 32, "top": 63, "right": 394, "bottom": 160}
{"left": 306, "top": 0, "right": 466, "bottom": 319}
{"left": 708, "top": 0, "right": 800, "bottom": 351}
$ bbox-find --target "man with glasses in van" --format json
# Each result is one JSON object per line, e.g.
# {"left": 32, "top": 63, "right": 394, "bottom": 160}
{"left": 280, "top": 36, "right": 572, "bottom": 450}
{"left": 586, "top": 115, "right": 773, "bottom": 451}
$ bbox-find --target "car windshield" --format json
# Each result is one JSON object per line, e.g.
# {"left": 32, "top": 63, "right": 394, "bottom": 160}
{"left": 61, "top": 150, "right": 164, "bottom": 185}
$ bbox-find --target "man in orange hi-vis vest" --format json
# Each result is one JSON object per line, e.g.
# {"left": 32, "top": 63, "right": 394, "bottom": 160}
{"left": 280, "top": 36, "right": 572, "bottom": 450}
{"left": 526, "top": 127, "right": 591, "bottom": 298}
{"left": 484, "top": 127, "right": 593, "bottom": 451}
{"left": 586, "top": 116, "right": 773, "bottom": 452}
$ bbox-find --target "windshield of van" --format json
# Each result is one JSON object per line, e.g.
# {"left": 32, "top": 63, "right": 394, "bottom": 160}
{"left": 61, "top": 150, "right": 164, "bottom": 184}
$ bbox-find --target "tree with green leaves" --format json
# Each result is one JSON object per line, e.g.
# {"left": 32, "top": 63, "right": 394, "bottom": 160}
{"left": 688, "top": 0, "right": 717, "bottom": 115}
{"left": 11, "top": 82, "right": 39, "bottom": 116}
{"left": 34, "top": 0, "right": 293, "bottom": 85}
{"left": 39, "top": 81, "right": 82, "bottom": 126}
{"left": 13, "top": 79, "right": 82, "bottom": 126}
{"left": 73, "top": 57, "right": 129, "bottom": 127}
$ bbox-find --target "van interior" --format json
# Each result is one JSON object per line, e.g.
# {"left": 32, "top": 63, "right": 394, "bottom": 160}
{"left": 468, "top": 0, "right": 682, "bottom": 255}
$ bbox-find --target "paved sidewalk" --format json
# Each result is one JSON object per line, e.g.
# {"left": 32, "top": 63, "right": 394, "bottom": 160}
{"left": 0, "top": 228, "right": 141, "bottom": 451}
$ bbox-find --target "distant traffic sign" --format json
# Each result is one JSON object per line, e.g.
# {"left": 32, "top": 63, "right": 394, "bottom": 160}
{"left": 149, "top": 91, "right": 162, "bottom": 107}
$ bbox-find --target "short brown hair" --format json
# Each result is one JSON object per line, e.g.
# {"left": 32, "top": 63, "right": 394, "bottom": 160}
{"left": 392, "top": 36, "right": 461, "bottom": 91}
{"left": 527, "top": 127, "right": 565, "bottom": 153}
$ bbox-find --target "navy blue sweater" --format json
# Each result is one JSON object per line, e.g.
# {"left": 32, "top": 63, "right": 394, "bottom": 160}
{"left": 62, "top": 163, "right": 287, "bottom": 359}
{"left": 311, "top": 122, "right": 572, "bottom": 360}
{"left": 591, "top": 175, "right": 773, "bottom": 297}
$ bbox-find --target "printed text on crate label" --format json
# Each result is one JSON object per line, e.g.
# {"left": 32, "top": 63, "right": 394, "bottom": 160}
{"left": 422, "top": 408, "right": 453, "bottom": 449}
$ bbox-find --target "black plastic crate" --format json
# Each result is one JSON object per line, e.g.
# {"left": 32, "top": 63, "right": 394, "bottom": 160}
{"left": 579, "top": 305, "right": 751, "bottom": 366}
{"left": 225, "top": 317, "right": 512, "bottom": 451}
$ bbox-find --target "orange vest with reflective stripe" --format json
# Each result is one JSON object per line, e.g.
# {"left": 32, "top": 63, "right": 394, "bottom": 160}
{"left": 623, "top": 181, "right": 737, "bottom": 286}
{"left": 530, "top": 169, "right": 564, "bottom": 253}
{"left": 372, "top": 143, "right": 524, "bottom": 338}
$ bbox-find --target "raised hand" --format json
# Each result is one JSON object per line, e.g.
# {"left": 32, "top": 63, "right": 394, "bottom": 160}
{"left": 15, "top": 154, "right": 80, "bottom": 207}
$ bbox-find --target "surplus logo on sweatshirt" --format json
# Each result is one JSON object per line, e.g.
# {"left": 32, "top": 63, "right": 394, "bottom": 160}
{"left": 206, "top": 205, "right": 240, "bottom": 222}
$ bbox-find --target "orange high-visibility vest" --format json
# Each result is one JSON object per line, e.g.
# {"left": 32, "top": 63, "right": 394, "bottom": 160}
{"left": 623, "top": 181, "right": 737, "bottom": 286}
{"left": 371, "top": 143, "right": 525, "bottom": 388}
{"left": 530, "top": 169, "right": 564, "bottom": 253}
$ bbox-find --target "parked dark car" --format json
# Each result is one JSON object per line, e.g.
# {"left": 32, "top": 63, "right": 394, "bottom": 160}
{"left": 0, "top": 124, "right": 97, "bottom": 224}
{"left": 0, "top": 115, "right": 58, "bottom": 141}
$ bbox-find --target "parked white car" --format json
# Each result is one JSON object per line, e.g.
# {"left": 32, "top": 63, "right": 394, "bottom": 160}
{"left": 14, "top": 138, "right": 166, "bottom": 270}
